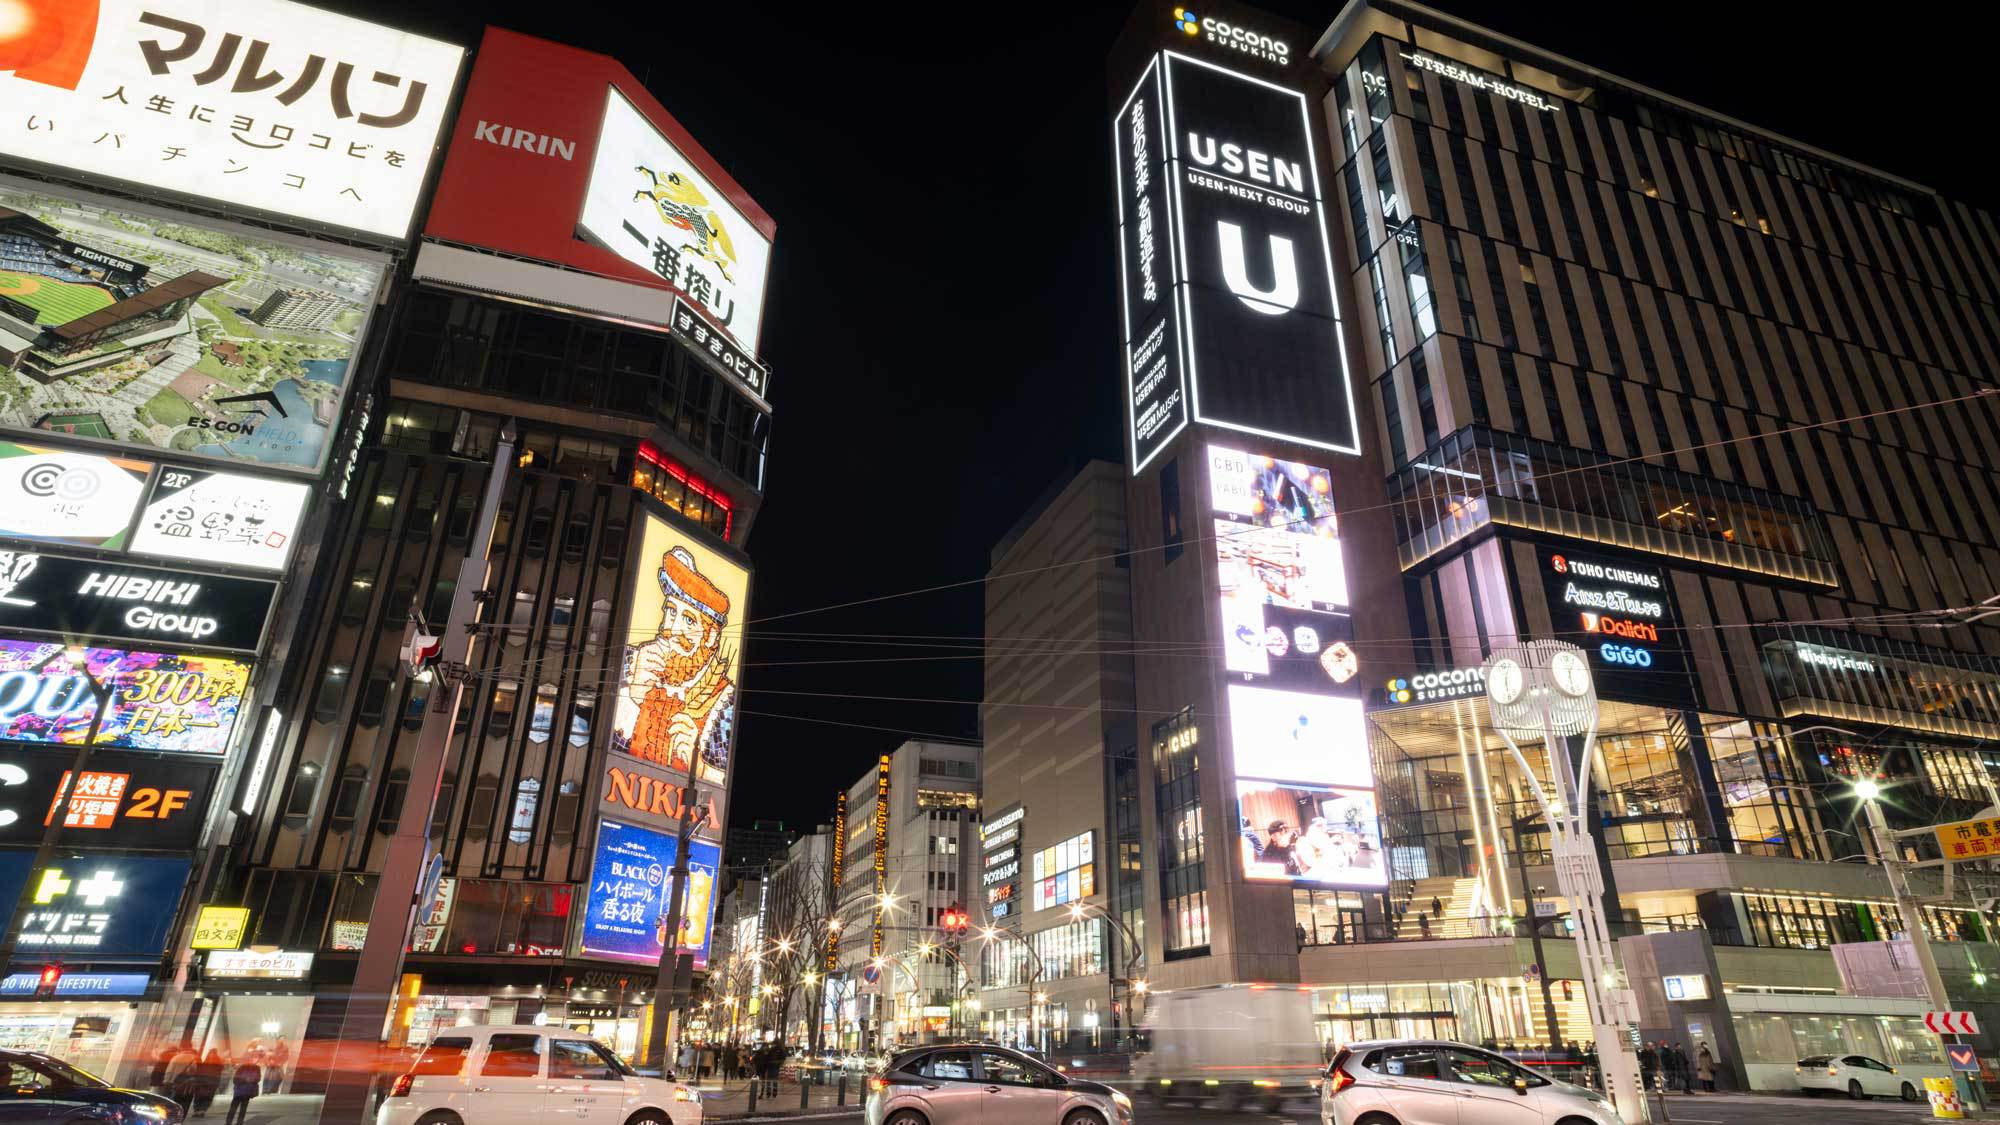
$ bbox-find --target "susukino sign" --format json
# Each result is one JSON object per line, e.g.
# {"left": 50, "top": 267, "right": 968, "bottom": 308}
{"left": 1114, "top": 52, "right": 1357, "bottom": 472}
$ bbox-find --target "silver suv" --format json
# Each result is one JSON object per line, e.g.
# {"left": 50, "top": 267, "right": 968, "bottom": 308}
{"left": 866, "top": 1043, "right": 1133, "bottom": 1125}
{"left": 1322, "top": 1040, "right": 1620, "bottom": 1125}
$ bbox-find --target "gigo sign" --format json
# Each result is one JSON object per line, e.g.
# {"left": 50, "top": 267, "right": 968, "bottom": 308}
{"left": 1538, "top": 548, "right": 1692, "bottom": 707}
{"left": 0, "top": 0, "right": 464, "bottom": 239}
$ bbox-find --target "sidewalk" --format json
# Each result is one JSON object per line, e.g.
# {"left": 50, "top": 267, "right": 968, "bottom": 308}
{"left": 700, "top": 1076, "right": 867, "bottom": 1120}
{"left": 155, "top": 1081, "right": 869, "bottom": 1124}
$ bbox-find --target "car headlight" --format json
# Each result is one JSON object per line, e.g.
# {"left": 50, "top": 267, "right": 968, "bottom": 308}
{"left": 127, "top": 1108, "right": 170, "bottom": 1122}
{"left": 1112, "top": 1090, "right": 1133, "bottom": 1110}
{"left": 672, "top": 1086, "right": 697, "bottom": 1102}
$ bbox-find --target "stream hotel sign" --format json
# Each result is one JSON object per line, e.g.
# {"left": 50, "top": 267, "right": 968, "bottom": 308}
{"left": 1114, "top": 50, "right": 1356, "bottom": 471}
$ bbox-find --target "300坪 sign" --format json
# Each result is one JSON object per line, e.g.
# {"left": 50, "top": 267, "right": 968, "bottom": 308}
{"left": 0, "top": 639, "right": 250, "bottom": 756}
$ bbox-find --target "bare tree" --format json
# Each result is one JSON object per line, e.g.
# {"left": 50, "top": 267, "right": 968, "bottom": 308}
{"left": 761, "top": 854, "right": 835, "bottom": 1052}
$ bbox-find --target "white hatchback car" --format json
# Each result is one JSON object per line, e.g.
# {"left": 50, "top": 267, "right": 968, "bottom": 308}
{"left": 376, "top": 1024, "right": 702, "bottom": 1125}
{"left": 1795, "top": 1054, "right": 1921, "bottom": 1101}
{"left": 1323, "top": 1040, "right": 1621, "bottom": 1125}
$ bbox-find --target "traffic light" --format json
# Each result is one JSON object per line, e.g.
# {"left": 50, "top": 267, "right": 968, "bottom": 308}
{"left": 940, "top": 903, "right": 968, "bottom": 934}
{"left": 34, "top": 964, "right": 60, "bottom": 998}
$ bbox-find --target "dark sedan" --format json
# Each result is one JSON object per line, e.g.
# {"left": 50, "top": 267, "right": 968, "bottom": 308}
{"left": 0, "top": 1050, "right": 183, "bottom": 1123}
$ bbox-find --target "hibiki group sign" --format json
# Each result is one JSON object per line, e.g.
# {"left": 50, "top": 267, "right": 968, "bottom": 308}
{"left": 1114, "top": 51, "right": 1357, "bottom": 471}
{"left": 0, "top": 0, "right": 463, "bottom": 239}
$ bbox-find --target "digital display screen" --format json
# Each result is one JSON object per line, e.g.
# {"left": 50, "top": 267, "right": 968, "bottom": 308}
{"left": 0, "top": 637, "right": 251, "bottom": 755}
{"left": 578, "top": 817, "right": 721, "bottom": 969}
{"left": 0, "top": 443, "right": 150, "bottom": 549}
{"left": 1212, "top": 444, "right": 1381, "bottom": 889}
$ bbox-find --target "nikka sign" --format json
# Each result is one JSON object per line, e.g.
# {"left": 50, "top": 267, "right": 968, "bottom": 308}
{"left": 598, "top": 754, "right": 720, "bottom": 838}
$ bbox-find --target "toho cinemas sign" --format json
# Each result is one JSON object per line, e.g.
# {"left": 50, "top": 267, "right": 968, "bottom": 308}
{"left": 598, "top": 753, "right": 720, "bottom": 836}
{"left": 1114, "top": 46, "right": 1358, "bottom": 472}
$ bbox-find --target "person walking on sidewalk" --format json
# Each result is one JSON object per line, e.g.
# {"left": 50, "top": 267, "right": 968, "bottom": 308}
{"left": 223, "top": 1058, "right": 261, "bottom": 1125}
{"left": 1695, "top": 1042, "right": 1716, "bottom": 1092}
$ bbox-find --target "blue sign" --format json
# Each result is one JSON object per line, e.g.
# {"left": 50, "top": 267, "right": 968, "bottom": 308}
{"left": 578, "top": 818, "right": 721, "bottom": 969}
{"left": 1949, "top": 1044, "right": 1980, "bottom": 1073}
{"left": 11, "top": 854, "right": 194, "bottom": 958}
{"left": 0, "top": 971, "right": 151, "bottom": 997}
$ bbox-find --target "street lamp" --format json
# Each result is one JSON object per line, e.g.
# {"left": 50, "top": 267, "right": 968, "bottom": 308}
{"left": 1483, "top": 640, "right": 1644, "bottom": 1122}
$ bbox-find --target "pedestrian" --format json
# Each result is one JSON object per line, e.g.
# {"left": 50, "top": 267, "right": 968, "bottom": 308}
{"left": 1638, "top": 1042, "right": 1658, "bottom": 1091}
{"left": 1418, "top": 913, "right": 1431, "bottom": 938}
{"left": 164, "top": 1043, "right": 200, "bottom": 1110}
{"left": 191, "top": 1048, "right": 227, "bottom": 1116}
{"left": 1431, "top": 896, "right": 1442, "bottom": 917}
{"left": 1669, "top": 1042, "right": 1690, "bottom": 1092}
{"left": 1696, "top": 1042, "right": 1716, "bottom": 1092}
{"left": 149, "top": 1042, "right": 181, "bottom": 1094}
{"left": 221, "top": 1056, "right": 260, "bottom": 1125}
{"left": 677, "top": 1042, "right": 696, "bottom": 1081}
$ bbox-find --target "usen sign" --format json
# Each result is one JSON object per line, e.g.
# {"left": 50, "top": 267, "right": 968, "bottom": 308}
{"left": 0, "top": 0, "right": 463, "bottom": 239}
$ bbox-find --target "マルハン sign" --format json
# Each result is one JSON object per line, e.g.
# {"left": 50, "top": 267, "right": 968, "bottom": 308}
{"left": 0, "top": 0, "right": 463, "bottom": 240}
{"left": 0, "top": 549, "right": 276, "bottom": 652}
{"left": 1114, "top": 51, "right": 1358, "bottom": 470}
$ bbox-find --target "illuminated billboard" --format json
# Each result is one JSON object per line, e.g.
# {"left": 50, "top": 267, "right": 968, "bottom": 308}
{"left": 421, "top": 29, "right": 775, "bottom": 355}
{"left": 1113, "top": 52, "right": 1357, "bottom": 471}
{"left": 0, "top": 179, "right": 387, "bottom": 474}
{"left": 611, "top": 513, "right": 746, "bottom": 800}
{"left": 0, "top": 0, "right": 462, "bottom": 240}
{"left": 0, "top": 442, "right": 150, "bottom": 549}
{"left": 0, "top": 548, "right": 277, "bottom": 651}
{"left": 1211, "top": 445, "right": 1380, "bottom": 889}
{"left": 1536, "top": 547, "right": 1694, "bottom": 707}
{"left": 0, "top": 637, "right": 251, "bottom": 755}
{"left": 578, "top": 817, "right": 721, "bottom": 969}
{"left": 1237, "top": 780, "right": 1386, "bottom": 887}
{"left": 578, "top": 89, "right": 773, "bottom": 351}
{"left": 129, "top": 465, "right": 311, "bottom": 571}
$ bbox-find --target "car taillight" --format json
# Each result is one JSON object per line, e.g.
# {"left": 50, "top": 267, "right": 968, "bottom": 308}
{"left": 1828, "top": 1068, "right": 1838, "bottom": 1077}
{"left": 389, "top": 1075, "right": 413, "bottom": 1099}
{"left": 1327, "top": 1068, "right": 1357, "bottom": 1096}
{"left": 869, "top": 1076, "right": 889, "bottom": 1093}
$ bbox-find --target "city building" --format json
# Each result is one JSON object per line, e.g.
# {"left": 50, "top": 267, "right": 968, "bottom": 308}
{"left": 1110, "top": 0, "right": 2000, "bottom": 1089}
{"left": 199, "top": 24, "right": 777, "bottom": 1076}
{"left": 974, "top": 462, "right": 1143, "bottom": 1052}
{"left": 830, "top": 740, "right": 982, "bottom": 1050}
{"left": 724, "top": 819, "right": 801, "bottom": 886}
{"left": 248, "top": 288, "right": 344, "bottom": 333}
{"left": 0, "top": 0, "right": 463, "bottom": 1085}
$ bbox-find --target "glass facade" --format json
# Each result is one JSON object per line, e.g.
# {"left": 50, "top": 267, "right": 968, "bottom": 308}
{"left": 1152, "top": 709, "right": 1208, "bottom": 958}
{"left": 1387, "top": 426, "right": 1838, "bottom": 584}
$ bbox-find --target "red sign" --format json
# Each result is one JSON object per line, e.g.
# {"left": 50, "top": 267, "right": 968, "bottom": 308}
{"left": 422, "top": 28, "right": 774, "bottom": 333}
{"left": 1927, "top": 1011, "right": 1980, "bottom": 1036}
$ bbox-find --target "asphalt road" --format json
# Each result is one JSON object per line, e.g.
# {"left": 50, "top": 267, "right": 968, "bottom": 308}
{"left": 746, "top": 1091, "right": 1941, "bottom": 1125}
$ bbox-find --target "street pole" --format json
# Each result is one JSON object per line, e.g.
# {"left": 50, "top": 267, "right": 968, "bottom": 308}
{"left": 1513, "top": 815, "right": 1563, "bottom": 1052}
{"left": 319, "top": 423, "right": 515, "bottom": 1125}
{"left": 643, "top": 792, "right": 699, "bottom": 1073}
{"left": 1484, "top": 642, "right": 1645, "bottom": 1122}
{"left": 1860, "top": 790, "right": 1981, "bottom": 1110}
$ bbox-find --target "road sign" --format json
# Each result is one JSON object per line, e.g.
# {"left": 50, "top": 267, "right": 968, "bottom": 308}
{"left": 862, "top": 964, "right": 881, "bottom": 985}
{"left": 1934, "top": 816, "right": 2000, "bottom": 859}
{"left": 1927, "top": 1011, "right": 1981, "bottom": 1036}
{"left": 1948, "top": 1044, "right": 1981, "bottom": 1073}
{"left": 1522, "top": 964, "right": 1543, "bottom": 983}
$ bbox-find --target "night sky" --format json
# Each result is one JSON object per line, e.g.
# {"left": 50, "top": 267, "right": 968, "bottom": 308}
{"left": 349, "top": 0, "right": 1995, "bottom": 835}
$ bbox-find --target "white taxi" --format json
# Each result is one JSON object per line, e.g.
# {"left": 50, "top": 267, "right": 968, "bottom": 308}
{"left": 1794, "top": 1054, "right": 1921, "bottom": 1101}
{"left": 377, "top": 1024, "right": 702, "bottom": 1125}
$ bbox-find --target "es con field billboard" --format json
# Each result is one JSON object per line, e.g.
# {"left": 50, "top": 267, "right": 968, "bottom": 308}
{"left": 0, "top": 177, "right": 387, "bottom": 475}
{"left": 0, "top": 0, "right": 463, "bottom": 240}
{"left": 423, "top": 27, "right": 774, "bottom": 351}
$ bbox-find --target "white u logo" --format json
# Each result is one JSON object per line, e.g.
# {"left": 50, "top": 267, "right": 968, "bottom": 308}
{"left": 1217, "top": 221, "right": 1299, "bottom": 315}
